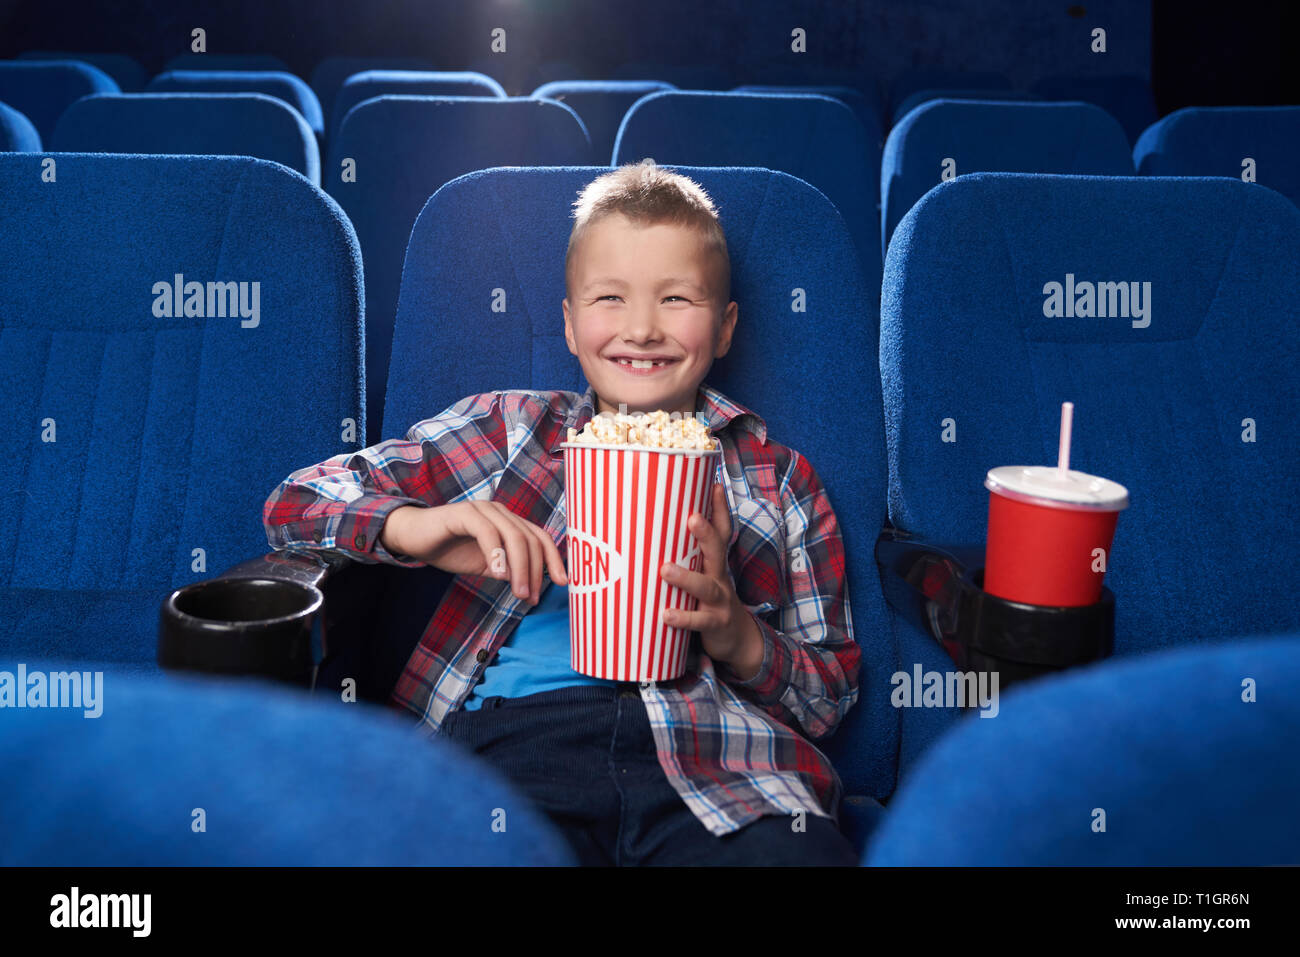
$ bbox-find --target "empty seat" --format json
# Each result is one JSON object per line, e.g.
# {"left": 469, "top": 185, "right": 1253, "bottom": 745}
{"left": 0, "top": 60, "right": 118, "bottom": 141}
{"left": 614, "top": 90, "right": 882, "bottom": 267}
{"left": 881, "top": 172, "right": 1300, "bottom": 656}
{"left": 384, "top": 165, "right": 897, "bottom": 819}
{"left": 1033, "top": 73, "right": 1159, "bottom": 145}
{"left": 51, "top": 93, "right": 321, "bottom": 184}
{"left": 0, "top": 154, "right": 363, "bottom": 667}
{"left": 1134, "top": 106, "right": 1300, "bottom": 210}
{"left": 732, "top": 84, "right": 882, "bottom": 146}
{"left": 332, "top": 69, "right": 505, "bottom": 134}
{"left": 163, "top": 53, "right": 291, "bottom": 74}
{"left": 18, "top": 51, "right": 147, "bottom": 91}
{"left": 881, "top": 100, "right": 1133, "bottom": 251}
{"left": 892, "top": 87, "right": 1040, "bottom": 127}
{"left": 532, "top": 79, "right": 675, "bottom": 162}
{"left": 147, "top": 70, "right": 324, "bottom": 136}
{"left": 865, "top": 632, "right": 1300, "bottom": 865}
{"left": 309, "top": 55, "right": 435, "bottom": 120}
{"left": 325, "top": 96, "right": 593, "bottom": 447}
{"left": 888, "top": 68, "right": 1010, "bottom": 113}
{"left": 0, "top": 101, "right": 40, "bottom": 151}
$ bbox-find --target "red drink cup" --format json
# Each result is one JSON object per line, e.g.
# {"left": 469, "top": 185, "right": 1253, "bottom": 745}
{"left": 983, "top": 466, "right": 1130, "bottom": 607}
{"left": 561, "top": 438, "right": 722, "bottom": 681}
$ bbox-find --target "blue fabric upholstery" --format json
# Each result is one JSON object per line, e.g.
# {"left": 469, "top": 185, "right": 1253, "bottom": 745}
{"left": 0, "top": 101, "right": 40, "bottom": 151}
{"left": 17, "top": 51, "right": 147, "bottom": 92}
{"left": 325, "top": 97, "right": 593, "bottom": 447}
{"left": 147, "top": 70, "right": 324, "bottom": 135}
{"left": 0, "top": 154, "right": 363, "bottom": 667}
{"left": 1134, "top": 106, "right": 1300, "bottom": 211}
{"left": 332, "top": 70, "right": 506, "bottom": 134}
{"left": 614, "top": 90, "right": 883, "bottom": 268}
{"left": 881, "top": 100, "right": 1134, "bottom": 252}
{"left": 533, "top": 80, "right": 676, "bottom": 163}
{"left": 309, "top": 56, "right": 436, "bottom": 121}
{"left": 732, "top": 84, "right": 883, "bottom": 148}
{"left": 51, "top": 93, "right": 321, "bottom": 185}
{"left": 0, "top": 659, "right": 576, "bottom": 865}
{"left": 881, "top": 172, "right": 1300, "bottom": 655}
{"left": 864, "top": 632, "right": 1300, "bottom": 865}
{"left": 891, "top": 87, "right": 1041, "bottom": 127}
{"left": 0, "top": 60, "right": 118, "bottom": 142}
{"left": 384, "top": 166, "right": 896, "bottom": 804}
{"left": 1033, "top": 73, "right": 1159, "bottom": 146}
{"left": 888, "top": 68, "right": 1011, "bottom": 113}
{"left": 163, "top": 53, "right": 291, "bottom": 74}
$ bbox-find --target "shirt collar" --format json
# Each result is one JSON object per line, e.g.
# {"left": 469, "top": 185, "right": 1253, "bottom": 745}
{"left": 550, "top": 381, "right": 768, "bottom": 453}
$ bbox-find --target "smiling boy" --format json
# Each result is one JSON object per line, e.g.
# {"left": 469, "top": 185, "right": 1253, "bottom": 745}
{"left": 263, "top": 159, "right": 861, "bottom": 866}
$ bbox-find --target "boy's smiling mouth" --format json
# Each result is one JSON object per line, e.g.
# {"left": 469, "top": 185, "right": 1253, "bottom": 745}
{"left": 607, "top": 354, "right": 681, "bottom": 375}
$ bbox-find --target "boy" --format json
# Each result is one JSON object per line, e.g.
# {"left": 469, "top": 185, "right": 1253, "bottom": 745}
{"left": 263, "top": 159, "right": 861, "bottom": 866}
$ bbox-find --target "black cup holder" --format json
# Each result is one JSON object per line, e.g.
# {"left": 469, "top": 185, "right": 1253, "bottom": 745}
{"left": 158, "top": 577, "right": 323, "bottom": 685}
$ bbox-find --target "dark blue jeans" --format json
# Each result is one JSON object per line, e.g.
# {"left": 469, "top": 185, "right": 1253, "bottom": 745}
{"left": 438, "top": 683, "right": 860, "bottom": 866}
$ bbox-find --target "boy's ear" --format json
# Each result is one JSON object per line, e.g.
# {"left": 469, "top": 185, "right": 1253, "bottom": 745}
{"left": 562, "top": 298, "right": 578, "bottom": 355}
{"left": 715, "top": 300, "right": 739, "bottom": 358}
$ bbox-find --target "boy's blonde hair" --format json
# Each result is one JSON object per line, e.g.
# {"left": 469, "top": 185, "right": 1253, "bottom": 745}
{"left": 565, "top": 158, "right": 731, "bottom": 299}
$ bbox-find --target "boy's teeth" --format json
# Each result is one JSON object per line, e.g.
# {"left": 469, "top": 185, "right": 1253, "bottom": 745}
{"left": 620, "top": 358, "right": 669, "bottom": 368}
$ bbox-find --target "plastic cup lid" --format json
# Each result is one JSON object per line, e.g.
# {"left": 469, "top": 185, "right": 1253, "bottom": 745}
{"left": 985, "top": 465, "right": 1129, "bottom": 511}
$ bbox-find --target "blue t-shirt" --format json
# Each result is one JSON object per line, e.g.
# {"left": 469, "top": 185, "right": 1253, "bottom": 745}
{"left": 461, "top": 583, "right": 619, "bottom": 709}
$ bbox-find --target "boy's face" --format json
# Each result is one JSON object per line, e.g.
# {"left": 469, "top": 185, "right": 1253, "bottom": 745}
{"left": 563, "top": 213, "right": 738, "bottom": 419}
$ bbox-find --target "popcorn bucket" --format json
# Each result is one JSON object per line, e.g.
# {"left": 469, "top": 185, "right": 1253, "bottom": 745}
{"left": 561, "top": 439, "right": 722, "bottom": 681}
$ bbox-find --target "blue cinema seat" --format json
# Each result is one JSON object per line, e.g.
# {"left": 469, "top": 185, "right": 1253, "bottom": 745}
{"left": 613, "top": 90, "right": 883, "bottom": 268}
{"left": 147, "top": 69, "right": 324, "bottom": 137}
{"left": 0, "top": 661, "right": 577, "bottom": 865}
{"left": 309, "top": 56, "right": 436, "bottom": 122}
{"left": 51, "top": 93, "right": 321, "bottom": 184}
{"left": 888, "top": 68, "right": 1011, "bottom": 115}
{"left": 1134, "top": 106, "right": 1300, "bottom": 211}
{"left": 532, "top": 80, "right": 676, "bottom": 164}
{"left": 0, "top": 154, "right": 363, "bottom": 671}
{"left": 1033, "top": 73, "right": 1159, "bottom": 146}
{"left": 881, "top": 100, "right": 1134, "bottom": 252}
{"left": 332, "top": 69, "right": 505, "bottom": 135}
{"left": 163, "top": 53, "right": 292, "bottom": 74}
{"left": 0, "top": 101, "right": 40, "bottom": 151}
{"left": 325, "top": 96, "right": 593, "bottom": 447}
{"left": 732, "top": 84, "right": 883, "bottom": 148}
{"left": 610, "top": 61, "right": 733, "bottom": 89}
{"left": 376, "top": 165, "right": 892, "bottom": 851}
{"left": 0, "top": 60, "right": 118, "bottom": 142}
{"left": 18, "top": 51, "right": 147, "bottom": 91}
{"left": 864, "top": 632, "right": 1300, "bottom": 865}
{"left": 879, "top": 172, "right": 1300, "bottom": 775}
{"left": 891, "top": 88, "right": 1040, "bottom": 127}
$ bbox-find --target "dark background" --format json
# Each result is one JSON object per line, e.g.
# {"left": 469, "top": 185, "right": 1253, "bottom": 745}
{"left": 0, "top": 0, "right": 1292, "bottom": 112}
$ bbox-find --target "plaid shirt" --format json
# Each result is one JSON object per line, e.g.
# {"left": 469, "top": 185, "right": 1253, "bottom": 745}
{"left": 263, "top": 383, "right": 860, "bottom": 837}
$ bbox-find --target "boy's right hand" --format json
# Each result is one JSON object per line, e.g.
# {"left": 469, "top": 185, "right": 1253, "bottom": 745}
{"left": 380, "top": 503, "right": 568, "bottom": 605}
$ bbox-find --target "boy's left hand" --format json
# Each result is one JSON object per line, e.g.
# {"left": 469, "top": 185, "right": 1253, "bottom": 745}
{"left": 660, "top": 480, "right": 756, "bottom": 667}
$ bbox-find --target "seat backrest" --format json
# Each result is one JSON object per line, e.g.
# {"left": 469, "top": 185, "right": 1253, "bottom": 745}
{"left": 732, "top": 84, "right": 883, "bottom": 148}
{"left": 881, "top": 100, "right": 1134, "bottom": 252}
{"left": 147, "top": 70, "right": 324, "bottom": 134}
{"left": 609, "top": 61, "right": 733, "bottom": 89}
{"left": 0, "top": 154, "right": 363, "bottom": 665}
{"left": 325, "top": 96, "right": 593, "bottom": 447}
{"left": 18, "top": 51, "right": 147, "bottom": 91}
{"left": 163, "top": 53, "right": 291, "bottom": 74}
{"left": 1134, "top": 106, "right": 1300, "bottom": 211}
{"left": 532, "top": 80, "right": 675, "bottom": 163}
{"left": 0, "top": 60, "right": 118, "bottom": 141}
{"left": 0, "top": 101, "right": 40, "bottom": 151}
{"left": 309, "top": 56, "right": 436, "bottom": 121}
{"left": 384, "top": 165, "right": 897, "bottom": 799}
{"left": 51, "top": 93, "right": 321, "bottom": 185}
{"left": 1033, "top": 73, "right": 1159, "bottom": 145}
{"left": 614, "top": 90, "right": 883, "bottom": 268}
{"left": 332, "top": 70, "right": 505, "bottom": 134}
{"left": 892, "top": 88, "right": 1041, "bottom": 127}
{"left": 880, "top": 172, "right": 1300, "bottom": 653}
{"left": 888, "top": 68, "right": 1010, "bottom": 113}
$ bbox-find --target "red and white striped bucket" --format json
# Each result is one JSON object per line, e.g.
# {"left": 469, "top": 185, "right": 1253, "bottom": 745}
{"left": 561, "top": 440, "right": 722, "bottom": 681}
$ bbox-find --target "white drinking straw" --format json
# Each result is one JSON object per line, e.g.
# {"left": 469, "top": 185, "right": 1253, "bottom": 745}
{"left": 1057, "top": 401, "right": 1074, "bottom": 476}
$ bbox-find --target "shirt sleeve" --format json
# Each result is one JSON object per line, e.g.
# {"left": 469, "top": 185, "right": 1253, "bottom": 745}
{"left": 262, "top": 392, "right": 512, "bottom": 567}
{"left": 713, "top": 448, "right": 861, "bottom": 742}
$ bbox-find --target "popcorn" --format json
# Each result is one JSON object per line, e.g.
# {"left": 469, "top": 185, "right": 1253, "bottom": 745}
{"left": 567, "top": 409, "right": 716, "bottom": 450}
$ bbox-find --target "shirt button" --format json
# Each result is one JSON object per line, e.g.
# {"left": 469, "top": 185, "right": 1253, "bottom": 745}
{"left": 312, "top": 528, "right": 323, "bottom": 543}
{"left": 354, "top": 533, "right": 367, "bottom": 548}
{"left": 476, "top": 649, "right": 490, "bottom": 663}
